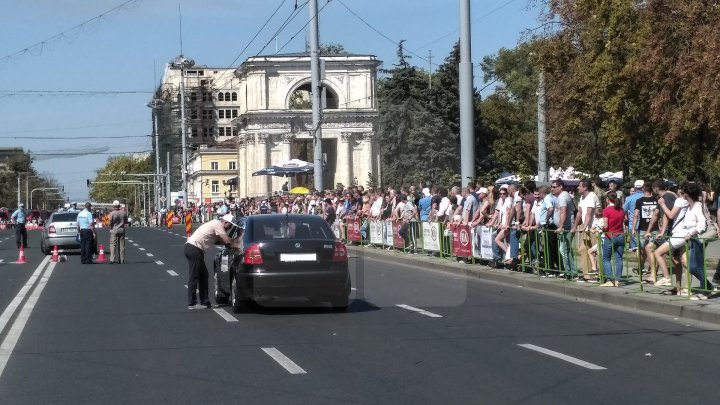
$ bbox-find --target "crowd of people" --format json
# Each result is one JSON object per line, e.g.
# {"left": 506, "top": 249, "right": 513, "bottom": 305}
{"left": 168, "top": 176, "right": 720, "bottom": 300}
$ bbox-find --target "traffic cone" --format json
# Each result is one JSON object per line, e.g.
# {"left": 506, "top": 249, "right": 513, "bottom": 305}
{"left": 16, "top": 244, "right": 27, "bottom": 264}
{"left": 96, "top": 244, "right": 107, "bottom": 263}
{"left": 51, "top": 246, "right": 59, "bottom": 262}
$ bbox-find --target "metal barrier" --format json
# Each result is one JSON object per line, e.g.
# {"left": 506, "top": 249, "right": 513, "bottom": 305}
{"left": 340, "top": 217, "right": 719, "bottom": 300}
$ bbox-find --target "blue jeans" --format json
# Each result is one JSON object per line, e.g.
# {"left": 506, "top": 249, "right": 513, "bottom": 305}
{"left": 688, "top": 239, "right": 713, "bottom": 290}
{"left": 360, "top": 220, "right": 368, "bottom": 239}
{"left": 557, "top": 231, "right": 576, "bottom": 276}
{"left": 602, "top": 235, "right": 625, "bottom": 281}
{"left": 492, "top": 230, "right": 502, "bottom": 261}
{"left": 509, "top": 229, "right": 520, "bottom": 259}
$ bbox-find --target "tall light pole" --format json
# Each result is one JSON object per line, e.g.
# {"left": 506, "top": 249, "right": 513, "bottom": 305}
{"left": 170, "top": 55, "right": 194, "bottom": 208}
{"left": 459, "top": 0, "right": 476, "bottom": 184}
{"left": 309, "top": 0, "right": 324, "bottom": 191}
{"left": 147, "top": 99, "right": 163, "bottom": 211}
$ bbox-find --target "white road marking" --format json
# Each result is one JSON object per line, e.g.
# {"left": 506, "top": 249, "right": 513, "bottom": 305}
{"left": 155, "top": 260, "right": 164, "bottom": 266}
{"left": 146, "top": 253, "right": 154, "bottom": 257}
{"left": 261, "top": 347, "right": 307, "bottom": 374}
{"left": 517, "top": 344, "right": 606, "bottom": 370}
{"left": 0, "top": 256, "right": 51, "bottom": 335}
{"left": 396, "top": 304, "right": 443, "bottom": 318}
{"left": 0, "top": 257, "right": 54, "bottom": 378}
{"left": 133, "top": 243, "right": 139, "bottom": 247}
{"left": 184, "top": 285, "right": 188, "bottom": 288}
{"left": 138, "top": 247, "right": 145, "bottom": 251}
{"left": 166, "top": 270, "right": 179, "bottom": 276}
{"left": 213, "top": 308, "right": 238, "bottom": 322}
{"left": 351, "top": 287, "right": 357, "bottom": 291}
{"left": 127, "top": 239, "right": 133, "bottom": 242}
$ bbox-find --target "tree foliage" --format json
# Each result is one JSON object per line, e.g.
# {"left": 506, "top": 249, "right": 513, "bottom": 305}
{"left": 0, "top": 151, "right": 64, "bottom": 209}
{"left": 89, "top": 155, "right": 152, "bottom": 214}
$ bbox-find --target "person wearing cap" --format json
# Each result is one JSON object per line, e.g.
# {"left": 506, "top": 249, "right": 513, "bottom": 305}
{"left": 11, "top": 203, "right": 28, "bottom": 249}
{"left": 185, "top": 213, "right": 241, "bottom": 309}
{"left": 623, "top": 179, "right": 646, "bottom": 252}
{"left": 418, "top": 188, "right": 433, "bottom": 221}
{"left": 77, "top": 202, "right": 96, "bottom": 264}
{"left": 108, "top": 200, "right": 129, "bottom": 264}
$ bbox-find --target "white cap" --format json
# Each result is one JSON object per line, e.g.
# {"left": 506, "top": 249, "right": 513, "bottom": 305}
{"left": 500, "top": 184, "right": 509, "bottom": 190}
{"left": 422, "top": 187, "right": 431, "bottom": 196}
{"left": 478, "top": 187, "right": 488, "bottom": 194}
{"left": 221, "top": 213, "right": 235, "bottom": 223}
{"left": 112, "top": 200, "right": 120, "bottom": 206}
{"left": 19, "top": 202, "right": 24, "bottom": 207}
{"left": 634, "top": 180, "right": 644, "bottom": 189}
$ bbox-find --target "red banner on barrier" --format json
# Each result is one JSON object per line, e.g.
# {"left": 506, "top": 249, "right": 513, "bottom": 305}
{"left": 451, "top": 224, "right": 472, "bottom": 257}
{"left": 393, "top": 221, "right": 405, "bottom": 248}
{"left": 347, "top": 217, "right": 362, "bottom": 241}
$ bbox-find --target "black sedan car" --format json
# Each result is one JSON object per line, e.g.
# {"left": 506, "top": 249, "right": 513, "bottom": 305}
{"left": 214, "top": 214, "right": 351, "bottom": 312}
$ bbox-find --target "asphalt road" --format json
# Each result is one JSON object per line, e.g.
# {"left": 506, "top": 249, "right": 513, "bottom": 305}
{"left": 0, "top": 226, "right": 719, "bottom": 404}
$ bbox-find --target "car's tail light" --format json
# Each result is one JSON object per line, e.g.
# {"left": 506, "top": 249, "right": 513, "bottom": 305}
{"left": 48, "top": 225, "right": 56, "bottom": 234}
{"left": 243, "top": 243, "right": 263, "bottom": 265}
{"left": 333, "top": 242, "right": 347, "bottom": 262}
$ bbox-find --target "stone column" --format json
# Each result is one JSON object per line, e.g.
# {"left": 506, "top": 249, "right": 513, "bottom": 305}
{"left": 281, "top": 133, "right": 295, "bottom": 188}
{"left": 362, "top": 132, "right": 374, "bottom": 186}
{"left": 256, "top": 133, "right": 270, "bottom": 196}
{"left": 337, "top": 132, "right": 353, "bottom": 189}
{"left": 238, "top": 135, "right": 248, "bottom": 197}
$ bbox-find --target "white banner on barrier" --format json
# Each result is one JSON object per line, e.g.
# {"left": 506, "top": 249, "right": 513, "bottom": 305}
{"left": 472, "top": 226, "right": 494, "bottom": 260}
{"left": 369, "top": 220, "right": 383, "bottom": 244}
{"left": 384, "top": 220, "right": 393, "bottom": 246}
{"left": 422, "top": 222, "right": 441, "bottom": 252}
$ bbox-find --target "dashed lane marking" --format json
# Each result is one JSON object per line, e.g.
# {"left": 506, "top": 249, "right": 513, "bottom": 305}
{"left": 396, "top": 304, "right": 443, "bottom": 318}
{"left": 155, "top": 260, "right": 164, "bottom": 266}
{"left": 166, "top": 270, "right": 178, "bottom": 276}
{"left": 146, "top": 253, "right": 154, "bottom": 257}
{"left": 517, "top": 344, "right": 606, "bottom": 370}
{"left": 213, "top": 308, "right": 238, "bottom": 322}
{"left": 138, "top": 248, "right": 145, "bottom": 251}
{"left": 261, "top": 347, "right": 307, "bottom": 375}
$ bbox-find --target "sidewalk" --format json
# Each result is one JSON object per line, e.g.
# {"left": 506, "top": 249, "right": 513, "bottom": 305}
{"left": 348, "top": 245, "right": 720, "bottom": 326}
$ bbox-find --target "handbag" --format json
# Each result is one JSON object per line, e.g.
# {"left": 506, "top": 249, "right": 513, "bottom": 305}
{"left": 699, "top": 203, "right": 718, "bottom": 239}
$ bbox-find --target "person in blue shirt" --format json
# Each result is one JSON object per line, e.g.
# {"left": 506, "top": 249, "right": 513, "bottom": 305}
{"left": 76, "top": 202, "right": 96, "bottom": 264}
{"left": 623, "top": 180, "right": 645, "bottom": 251}
{"left": 417, "top": 188, "right": 433, "bottom": 221}
{"left": 11, "top": 203, "right": 28, "bottom": 249}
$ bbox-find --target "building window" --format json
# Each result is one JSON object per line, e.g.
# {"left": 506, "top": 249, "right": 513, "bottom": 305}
{"left": 231, "top": 92, "right": 237, "bottom": 101}
{"left": 218, "top": 127, "right": 225, "bottom": 137}
{"left": 186, "top": 70, "right": 198, "bottom": 77}
{"left": 224, "top": 109, "right": 231, "bottom": 118}
{"left": 211, "top": 180, "right": 219, "bottom": 193}
{"left": 229, "top": 184, "right": 237, "bottom": 192}
{"left": 232, "top": 109, "right": 238, "bottom": 118}
{"left": 218, "top": 92, "right": 225, "bottom": 101}
{"left": 190, "top": 109, "right": 198, "bottom": 119}
{"left": 210, "top": 161, "right": 219, "bottom": 171}
{"left": 202, "top": 92, "right": 212, "bottom": 102}
{"left": 203, "top": 127, "right": 213, "bottom": 137}
{"left": 198, "top": 70, "right": 204, "bottom": 76}
{"left": 218, "top": 110, "right": 225, "bottom": 119}
{"left": 189, "top": 92, "right": 197, "bottom": 102}
{"left": 232, "top": 127, "right": 238, "bottom": 136}
{"left": 202, "top": 109, "right": 213, "bottom": 120}
{"left": 224, "top": 92, "right": 230, "bottom": 101}
{"left": 229, "top": 161, "right": 236, "bottom": 170}
{"left": 190, "top": 127, "right": 198, "bottom": 137}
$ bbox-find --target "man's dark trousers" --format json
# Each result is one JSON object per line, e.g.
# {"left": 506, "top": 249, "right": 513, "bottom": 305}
{"left": 15, "top": 223, "right": 27, "bottom": 248}
{"left": 80, "top": 229, "right": 94, "bottom": 264}
{"left": 184, "top": 243, "right": 209, "bottom": 306}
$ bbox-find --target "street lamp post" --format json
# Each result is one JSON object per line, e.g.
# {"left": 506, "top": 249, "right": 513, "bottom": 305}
{"left": 30, "top": 187, "right": 59, "bottom": 211}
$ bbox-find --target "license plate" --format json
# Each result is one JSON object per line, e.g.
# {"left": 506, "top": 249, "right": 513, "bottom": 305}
{"left": 61, "top": 228, "right": 75, "bottom": 233}
{"left": 279, "top": 253, "right": 317, "bottom": 262}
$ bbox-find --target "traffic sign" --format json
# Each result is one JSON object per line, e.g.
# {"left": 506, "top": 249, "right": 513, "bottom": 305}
{"left": 160, "top": 196, "right": 166, "bottom": 203}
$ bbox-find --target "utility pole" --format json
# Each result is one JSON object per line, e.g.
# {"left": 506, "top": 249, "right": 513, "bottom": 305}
{"left": 428, "top": 50, "right": 432, "bottom": 90}
{"left": 309, "top": 0, "right": 324, "bottom": 191}
{"left": 459, "top": 0, "right": 476, "bottom": 184}
{"left": 537, "top": 70, "right": 548, "bottom": 182}
{"left": 166, "top": 151, "right": 172, "bottom": 210}
{"left": 17, "top": 176, "right": 21, "bottom": 206}
{"left": 170, "top": 55, "right": 194, "bottom": 208}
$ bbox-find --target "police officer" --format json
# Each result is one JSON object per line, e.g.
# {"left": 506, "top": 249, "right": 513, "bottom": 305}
{"left": 11, "top": 203, "right": 28, "bottom": 249}
{"left": 77, "top": 202, "right": 96, "bottom": 264}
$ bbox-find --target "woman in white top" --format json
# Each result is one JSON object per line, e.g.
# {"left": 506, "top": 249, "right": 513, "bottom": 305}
{"left": 675, "top": 183, "right": 713, "bottom": 298}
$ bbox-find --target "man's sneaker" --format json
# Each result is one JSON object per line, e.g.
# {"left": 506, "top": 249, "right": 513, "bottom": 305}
{"left": 188, "top": 305, "right": 196, "bottom": 310}
{"left": 201, "top": 302, "right": 212, "bottom": 309}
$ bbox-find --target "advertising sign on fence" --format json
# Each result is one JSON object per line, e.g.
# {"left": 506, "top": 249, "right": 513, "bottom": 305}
{"left": 393, "top": 221, "right": 405, "bottom": 248}
{"left": 384, "top": 220, "right": 394, "bottom": 246}
{"left": 347, "top": 217, "right": 362, "bottom": 241}
{"left": 369, "top": 220, "right": 383, "bottom": 245}
{"left": 472, "top": 226, "right": 494, "bottom": 260}
{"left": 422, "top": 222, "right": 441, "bottom": 251}
{"left": 451, "top": 224, "right": 472, "bottom": 257}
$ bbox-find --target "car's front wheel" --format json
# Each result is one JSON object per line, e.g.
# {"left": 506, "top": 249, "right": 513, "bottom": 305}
{"left": 231, "top": 276, "right": 250, "bottom": 313}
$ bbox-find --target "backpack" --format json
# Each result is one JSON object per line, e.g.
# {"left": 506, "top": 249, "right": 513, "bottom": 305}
{"left": 699, "top": 202, "right": 718, "bottom": 239}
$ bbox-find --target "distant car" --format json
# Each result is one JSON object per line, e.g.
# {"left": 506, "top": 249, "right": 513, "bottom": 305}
{"left": 213, "top": 214, "right": 350, "bottom": 312}
{"left": 40, "top": 211, "right": 80, "bottom": 254}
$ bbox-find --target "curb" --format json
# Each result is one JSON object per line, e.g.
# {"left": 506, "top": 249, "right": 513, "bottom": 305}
{"left": 348, "top": 246, "right": 720, "bottom": 326}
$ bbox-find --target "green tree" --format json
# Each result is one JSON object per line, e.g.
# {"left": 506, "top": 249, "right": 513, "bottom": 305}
{"left": 90, "top": 155, "right": 152, "bottom": 215}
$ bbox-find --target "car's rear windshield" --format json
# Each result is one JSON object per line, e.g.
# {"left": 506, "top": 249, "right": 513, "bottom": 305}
{"left": 51, "top": 213, "right": 78, "bottom": 222}
{"left": 251, "top": 216, "right": 334, "bottom": 240}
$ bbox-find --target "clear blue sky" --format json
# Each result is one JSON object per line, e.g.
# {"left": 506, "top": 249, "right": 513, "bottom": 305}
{"left": 0, "top": 0, "right": 540, "bottom": 202}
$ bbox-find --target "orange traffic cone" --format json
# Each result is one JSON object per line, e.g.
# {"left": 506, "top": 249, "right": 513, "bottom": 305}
{"left": 16, "top": 244, "right": 27, "bottom": 264}
{"left": 96, "top": 244, "right": 107, "bottom": 263}
{"left": 51, "top": 245, "right": 59, "bottom": 262}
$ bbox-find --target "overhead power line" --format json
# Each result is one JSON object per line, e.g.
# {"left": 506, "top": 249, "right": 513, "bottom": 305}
{"left": 0, "top": 0, "right": 142, "bottom": 68}
{"left": 0, "top": 90, "right": 153, "bottom": 96}
{"left": 275, "top": 0, "right": 329, "bottom": 55}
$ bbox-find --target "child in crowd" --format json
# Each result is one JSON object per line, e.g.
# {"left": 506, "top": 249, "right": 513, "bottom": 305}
{"left": 587, "top": 208, "right": 605, "bottom": 274}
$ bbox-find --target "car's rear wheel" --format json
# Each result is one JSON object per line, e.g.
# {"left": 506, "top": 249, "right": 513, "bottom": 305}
{"left": 214, "top": 272, "right": 229, "bottom": 305}
{"left": 231, "top": 276, "right": 250, "bottom": 313}
{"left": 330, "top": 279, "right": 351, "bottom": 311}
